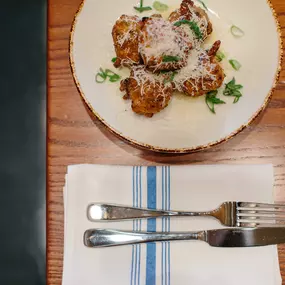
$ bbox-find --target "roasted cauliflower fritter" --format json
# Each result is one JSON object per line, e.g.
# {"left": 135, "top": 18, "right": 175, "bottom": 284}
{"left": 168, "top": 0, "right": 212, "bottom": 42}
{"left": 174, "top": 40, "right": 225, "bottom": 97}
{"left": 139, "top": 16, "right": 192, "bottom": 72}
{"left": 112, "top": 15, "right": 142, "bottom": 68}
{"left": 120, "top": 66, "right": 173, "bottom": 117}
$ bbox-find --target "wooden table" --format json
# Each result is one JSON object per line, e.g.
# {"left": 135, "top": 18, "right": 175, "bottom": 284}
{"left": 48, "top": 0, "right": 285, "bottom": 283}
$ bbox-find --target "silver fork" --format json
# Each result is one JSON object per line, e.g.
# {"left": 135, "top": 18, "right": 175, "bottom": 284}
{"left": 87, "top": 202, "right": 285, "bottom": 227}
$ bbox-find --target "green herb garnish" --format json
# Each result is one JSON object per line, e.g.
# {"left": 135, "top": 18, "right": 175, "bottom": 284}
{"left": 197, "top": 0, "right": 208, "bottom": 10}
{"left": 111, "top": 57, "right": 117, "bottom": 63}
{"left": 205, "top": 90, "right": 226, "bottom": 114}
{"left": 229, "top": 59, "right": 241, "bottom": 71}
{"left": 163, "top": 71, "right": 177, "bottom": 84}
{"left": 134, "top": 6, "right": 152, "bottom": 12}
{"left": 95, "top": 68, "right": 121, "bottom": 83}
{"left": 134, "top": 0, "right": 152, "bottom": 13}
{"left": 174, "top": 20, "right": 203, "bottom": 40}
{"left": 223, "top": 77, "right": 243, "bottom": 103}
{"left": 216, "top": 51, "right": 225, "bottom": 62}
{"left": 153, "top": 1, "right": 168, "bottom": 11}
{"left": 169, "top": 72, "right": 177, "bottom": 82}
{"left": 109, "top": 74, "right": 121, "bottom": 82}
{"left": 162, "top": 55, "right": 180, "bottom": 62}
{"left": 230, "top": 25, "right": 244, "bottom": 37}
{"left": 95, "top": 68, "right": 108, "bottom": 83}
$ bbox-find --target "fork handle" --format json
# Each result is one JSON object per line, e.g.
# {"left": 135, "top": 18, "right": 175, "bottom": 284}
{"left": 87, "top": 203, "right": 213, "bottom": 221}
{"left": 84, "top": 229, "right": 206, "bottom": 247}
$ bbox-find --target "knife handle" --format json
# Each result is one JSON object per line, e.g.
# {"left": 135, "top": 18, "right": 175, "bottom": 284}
{"left": 84, "top": 229, "right": 206, "bottom": 247}
{"left": 87, "top": 203, "right": 213, "bottom": 221}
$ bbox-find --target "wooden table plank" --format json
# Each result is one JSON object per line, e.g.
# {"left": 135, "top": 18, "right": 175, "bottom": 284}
{"left": 48, "top": 0, "right": 285, "bottom": 283}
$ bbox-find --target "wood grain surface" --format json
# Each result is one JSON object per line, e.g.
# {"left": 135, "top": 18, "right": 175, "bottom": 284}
{"left": 48, "top": 0, "right": 285, "bottom": 283}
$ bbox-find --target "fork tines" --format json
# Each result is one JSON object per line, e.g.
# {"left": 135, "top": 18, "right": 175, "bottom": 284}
{"left": 237, "top": 202, "right": 285, "bottom": 227}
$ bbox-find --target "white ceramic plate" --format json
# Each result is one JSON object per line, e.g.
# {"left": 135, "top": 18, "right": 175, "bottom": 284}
{"left": 70, "top": 0, "right": 282, "bottom": 153}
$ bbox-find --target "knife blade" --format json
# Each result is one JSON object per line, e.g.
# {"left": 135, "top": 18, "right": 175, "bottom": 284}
{"left": 83, "top": 227, "right": 285, "bottom": 248}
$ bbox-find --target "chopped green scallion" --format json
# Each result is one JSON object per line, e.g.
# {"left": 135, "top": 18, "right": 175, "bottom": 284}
{"left": 205, "top": 90, "right": 226, "bottom": 114}
{"left": 95, "top": 68, "right": 121, "bottom": 83}
{"left": 174, "top": 20, "right": 203, "bottom": 40}
{"left": 162, "top": 55, "right": 180, "bottom": 62}
{"left": 230, "top": 25, "right": 244, "bottom": 37}
{"left": 223, "top": 77, "right": 243, "bottom": 103}
{"left": 216, "top": 51, "right": 225, "bottom": 62}
{"left": 229, "top": 59, "right": 241, "bottom": 71}
{"left": 153, "top": 1, "right": 169, "bottom": 12}
{"left": 134, "top": 0, "right": 152, "bottom": 13}
{"left": 197, "top": 0, "right": 208, "bottom": 11}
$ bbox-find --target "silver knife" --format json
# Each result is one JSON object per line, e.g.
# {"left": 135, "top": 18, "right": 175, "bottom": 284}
{"left": 84, "top": 227, "right": 285, "bottom": 248}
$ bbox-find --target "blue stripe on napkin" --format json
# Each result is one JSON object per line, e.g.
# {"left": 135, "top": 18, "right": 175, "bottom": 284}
{"left": 162, "top": 166, "right": 171, "bottom": 285}
{"left": 146, "top": 167, "right": 157, "bottom": 285}
{"left": 131, "top": 167, "right": 142, "bottom": 285}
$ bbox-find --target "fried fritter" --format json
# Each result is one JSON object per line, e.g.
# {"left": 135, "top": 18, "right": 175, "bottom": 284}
{"left": 174, "top": 40, "right": 225, "bottom": 97}
{"left": 112, "top": 15, "right": 142, "bottom": 68}
{"left": 139, "top": 16, "right": 192, "bottom": 72}
{"left": 168, "top": 0, "right": 212, "bottom": 42}
{"left": 120, "top": 66, "right": 173, "bottom": 117}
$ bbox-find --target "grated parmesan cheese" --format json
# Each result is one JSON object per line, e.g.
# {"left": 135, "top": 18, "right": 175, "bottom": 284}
{"left": 139, "top": 17, "right": 192, "bottom": 70}
{"left": 130, "top": 66, "right": 173, "bottom": 104}
{"left": 174, "top": 48, "right": 218, "bottom": 93}
{"left": 116, "top": 16, "right": 140, "bottom": 47}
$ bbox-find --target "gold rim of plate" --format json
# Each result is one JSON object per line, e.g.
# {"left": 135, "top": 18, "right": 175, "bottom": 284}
{"left": 69, "top": 0, "right": 284, "bottom": 154}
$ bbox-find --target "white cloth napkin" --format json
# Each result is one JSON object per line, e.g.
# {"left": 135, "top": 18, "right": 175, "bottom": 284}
{"left": 62, "top": 164, "right": 281, "bottom": 285}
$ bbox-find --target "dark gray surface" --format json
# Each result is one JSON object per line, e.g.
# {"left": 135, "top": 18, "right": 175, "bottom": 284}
{"left": 0, "top": 0, "right": 46, "bottom": 284}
